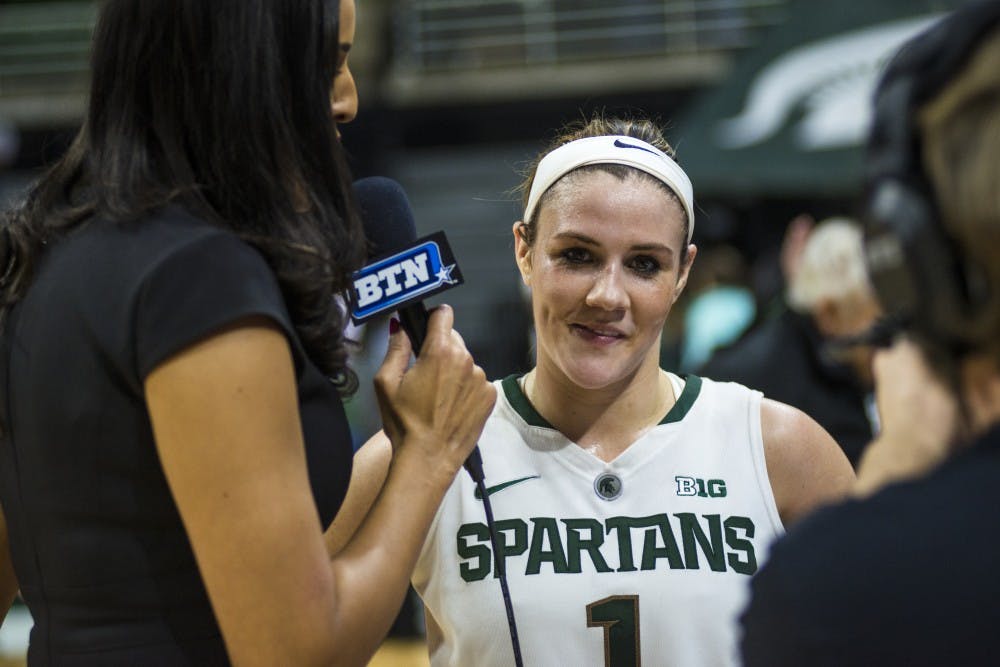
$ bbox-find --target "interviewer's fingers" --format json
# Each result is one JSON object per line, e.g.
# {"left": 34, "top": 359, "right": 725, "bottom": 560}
{"left": 373, "top": 318, "right": 412, "bottom": 442}
{"left": 424, "top": 303, "right": 455, "bottom": 340}
{"left": 383, "top": 315, "right": 413, "bottom": 368}
{"left": 416, "top": 305, "right": 495, "bottom": 436}
{"left": 374, "top": 319, "right": 411, "bottom": 393}
{"left": 374, "top": 304, "right": 495, "bottom": 473}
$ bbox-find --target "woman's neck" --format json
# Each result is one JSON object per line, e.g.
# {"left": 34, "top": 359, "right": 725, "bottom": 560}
{"left": 523, "top": 358, "right": 675, "bottom": 462}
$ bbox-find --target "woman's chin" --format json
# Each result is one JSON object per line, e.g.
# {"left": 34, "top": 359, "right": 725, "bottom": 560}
{"left": 559, "top": 361, "right": 633, "bottom": 391}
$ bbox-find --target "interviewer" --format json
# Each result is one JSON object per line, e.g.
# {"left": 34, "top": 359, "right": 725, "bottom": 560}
{"left": 0, "top": 1, "right": 495, "bottom": 664}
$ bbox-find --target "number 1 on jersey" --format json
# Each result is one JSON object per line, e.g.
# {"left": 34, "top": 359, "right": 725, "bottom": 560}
{"left": 586, "top": 595, "right": 640, "bottom": 667}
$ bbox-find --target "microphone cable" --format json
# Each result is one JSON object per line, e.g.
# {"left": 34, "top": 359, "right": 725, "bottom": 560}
{"left": 463, "top": 450, "right": 525, "bottom": 667}
{"left": 398, "top": 311, "right": 524, "bottom": 667}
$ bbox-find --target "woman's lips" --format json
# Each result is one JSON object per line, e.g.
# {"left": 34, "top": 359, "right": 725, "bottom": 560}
{"left": 571, "top": 323, "right": 625, "bottom": 344}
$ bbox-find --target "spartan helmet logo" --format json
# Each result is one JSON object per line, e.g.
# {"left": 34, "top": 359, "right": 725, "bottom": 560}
{"left": 594, "top": 473, "right": 623, "bottom": 501}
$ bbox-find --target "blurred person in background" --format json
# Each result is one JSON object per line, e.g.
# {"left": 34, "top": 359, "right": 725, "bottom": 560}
{"left": 0, "top": 0, "right": 495, "bottom": 664}
{"left": 333, "top": 114, "right": 854, "bottom": 666}
{"left": 701, "top": 217, "right": 882, "bottom": 468}
{"left": 741, "top": 2, "right": 1000, "bottom": 663}
{"left": 674, "top": 242, "right": 756, "bottom": 373}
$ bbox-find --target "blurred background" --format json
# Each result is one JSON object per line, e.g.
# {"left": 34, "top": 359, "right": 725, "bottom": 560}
{"left": 0, "top": 0, "right": 965, "bottom": 663}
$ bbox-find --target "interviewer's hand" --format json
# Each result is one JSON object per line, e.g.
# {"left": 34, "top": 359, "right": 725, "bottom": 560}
{"left": 373, "top": 305, "right": 495, "bottom": 480}
{"left": 854, "top": 337, "right": 959, "bottom": 496}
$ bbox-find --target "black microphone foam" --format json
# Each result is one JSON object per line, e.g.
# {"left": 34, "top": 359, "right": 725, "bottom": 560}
{"left": 353, "top": 176, "right": 418, "bottom": 258}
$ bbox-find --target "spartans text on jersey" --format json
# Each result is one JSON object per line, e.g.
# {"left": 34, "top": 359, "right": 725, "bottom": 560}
{"left": 457, "top": 512, "right": 758, "bottom": 582}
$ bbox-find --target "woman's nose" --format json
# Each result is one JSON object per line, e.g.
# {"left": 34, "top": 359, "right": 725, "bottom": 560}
{"left": 332, "top": 68, "right": 358, "bottom": 126}
{"left": 585, "top": 265, "right": 628, "bottom": 311}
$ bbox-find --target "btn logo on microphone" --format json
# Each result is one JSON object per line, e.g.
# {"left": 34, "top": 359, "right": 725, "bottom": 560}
{"left": 348, "top": 231, "right": 464, "bottom": 324}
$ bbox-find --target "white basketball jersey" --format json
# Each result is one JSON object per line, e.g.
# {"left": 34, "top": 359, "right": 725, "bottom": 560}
{"left": 413, "top": 374, "right": 784, "bottom": 667}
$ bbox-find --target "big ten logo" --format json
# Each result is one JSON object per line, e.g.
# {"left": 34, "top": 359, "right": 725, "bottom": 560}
{"left": 353, "top": 250, "right": 432, "bottom": 308}
{"left": 675, "top": 476, "right": 727, "bottom": 498}
{"left": 348, "top": 232, "right": 462, "bottom": 324}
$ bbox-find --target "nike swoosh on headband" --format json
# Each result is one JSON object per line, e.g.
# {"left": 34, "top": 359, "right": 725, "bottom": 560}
{"left": 613, "top": 139, "right": 660, "bottom": 156}
{"left": 523, "top": 135, "right": 695, "bottom": 242}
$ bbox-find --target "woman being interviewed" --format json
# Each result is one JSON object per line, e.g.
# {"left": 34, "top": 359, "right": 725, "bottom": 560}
{"left": 342, "top": 115, "right": 854, "bottom": 666}
{"left": 0, "top": 1, "right": 494, "bottom": 665}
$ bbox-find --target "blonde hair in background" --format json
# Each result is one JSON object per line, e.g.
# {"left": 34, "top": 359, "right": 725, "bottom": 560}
{"left": 786, "top": 217, "right": 876, "bottom": 313}
{"left": 918, "top": 24, "right": 1000, "bottom": 353}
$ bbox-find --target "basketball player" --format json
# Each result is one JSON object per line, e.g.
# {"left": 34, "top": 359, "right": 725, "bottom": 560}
{"left": 331, "top": 115, "right": 854, "bottom": 666}
{"left": 740, "top": 2, "right": 1000, "bottom": 664}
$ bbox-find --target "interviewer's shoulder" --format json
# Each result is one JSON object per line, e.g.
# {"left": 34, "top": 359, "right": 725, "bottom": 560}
{"left": 68, "top": 204, "right": 259, "bottom": 278}
{"left": 761, "top": 399, "right": 855, "bottom": 525}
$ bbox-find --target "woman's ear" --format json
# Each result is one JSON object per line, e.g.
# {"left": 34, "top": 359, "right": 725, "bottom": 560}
{"left": 672, "top": 243, "right": 698, "bottom": 304}
{"left": 513, "top": 221, "right": 532, "bottom": 285}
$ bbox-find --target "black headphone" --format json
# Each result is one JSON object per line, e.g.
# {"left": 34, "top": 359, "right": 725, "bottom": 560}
{"left": 863, "top": 0, "right": 1000, "bottom": 350}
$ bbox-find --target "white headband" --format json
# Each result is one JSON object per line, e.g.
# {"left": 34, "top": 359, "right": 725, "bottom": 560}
{"left": 524, "top": 135, "right": 695, "bottom": 243}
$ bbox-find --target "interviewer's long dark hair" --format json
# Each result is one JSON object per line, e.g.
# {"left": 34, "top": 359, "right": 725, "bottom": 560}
{"left": 0, "top": 0, "right": 364, "bottom": 392}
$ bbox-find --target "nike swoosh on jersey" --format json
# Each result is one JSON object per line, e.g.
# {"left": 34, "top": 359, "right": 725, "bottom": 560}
{"left": 474, "top": 475, "right": 540, "bottom": 500}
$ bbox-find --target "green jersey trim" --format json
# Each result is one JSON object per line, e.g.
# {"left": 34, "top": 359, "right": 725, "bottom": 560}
{"left": 661, "top": 374, "right": 702, "bottom": 424}
{"left": 501, "top": 375, "right": 549, "bottom": 427}
{"left": 500, "top": 373, "right": 703, "bottom": 429}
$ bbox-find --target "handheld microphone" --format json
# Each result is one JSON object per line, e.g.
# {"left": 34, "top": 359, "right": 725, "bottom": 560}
{"left": 349, "top": 176, "right": 484, "bottom": 482}
{"left": 350, "top": 176, "right": 524, "bottom": 666}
